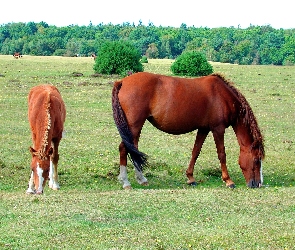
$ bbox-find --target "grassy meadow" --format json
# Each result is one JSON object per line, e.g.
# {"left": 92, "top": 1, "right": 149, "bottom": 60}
{"left": 0, "top": 55, "right": 295, "bottom": 249}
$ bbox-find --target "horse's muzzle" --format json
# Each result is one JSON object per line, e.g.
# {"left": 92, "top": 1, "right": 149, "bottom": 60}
{"left": 247, "top": 179, "right": 262, "bottom": 188}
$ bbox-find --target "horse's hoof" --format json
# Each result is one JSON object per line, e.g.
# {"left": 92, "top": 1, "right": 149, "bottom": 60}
{"left": 227, "top": 184, "right": 236, "bottom": 189}
{"left": 188, "top": 181, "right": 197, "bottom": 186}
{"left": 26, "top": 191, "right": 35, "bottom": 195}
{"left": 123, "top": 185, "right": 132, "bottom": 190}
{"left": 26, "top": 188, "right": 36, "bottom": 194}
{"left": 141, "top": 182, "right": 149, "bottom": 186}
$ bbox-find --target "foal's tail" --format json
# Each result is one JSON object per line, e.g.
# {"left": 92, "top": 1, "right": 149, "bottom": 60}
{"left": 112, "top": 81, "right": 148, "bottom": 172}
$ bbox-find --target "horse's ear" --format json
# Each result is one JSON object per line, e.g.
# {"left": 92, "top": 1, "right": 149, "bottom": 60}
{"left": 29, "top": 147, "right": 37, "bottom": 156}
{"left": 48, "top": 147, "right": 53, "bottom": 156}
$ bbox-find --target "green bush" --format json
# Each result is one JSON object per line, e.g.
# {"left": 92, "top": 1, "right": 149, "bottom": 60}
{"left": 171, "top": 51, "right": 213, "bottom": 77}
{"left": 93, "top": 40, "right": 143, "bottom": 76}
{"left": 53, "top": 49, "right": 66, "bottom": 56}
{"left": 140, "top": 55, "right": 148, "bottom": 63}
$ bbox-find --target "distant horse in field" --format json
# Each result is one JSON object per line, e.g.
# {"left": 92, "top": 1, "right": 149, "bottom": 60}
{"left": 91, "top": 53, "right": 97, "bottom": 60}
{"left": 27, "top": 85, "right": 66, "bottom": 194}
{"left": 112, "top": 72, "right": 265, "bottom": 189}
{"left": 13, "top": 52, "right": 22, "bottom": 59}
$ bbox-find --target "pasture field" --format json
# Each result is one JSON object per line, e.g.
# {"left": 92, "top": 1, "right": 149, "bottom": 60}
{"left": 0, "top": 55, "right": 295, "bottom": 249}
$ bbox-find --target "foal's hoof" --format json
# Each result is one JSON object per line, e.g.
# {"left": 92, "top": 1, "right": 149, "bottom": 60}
{"left": 227, "top": 183, "right": 236, "bottom": 189}
{"left": 26, "top": 188, "right": 36, "bottom": 194}
{"left": 188, "top": 181, "right": 197, "bottom": 186}
{"left": 123, "top": 185, "right": 132, "bottom": 190}
{"left": 26, "top": 190, "right": 36, "bottom": 195}
{"left": 141, "top": 182, "right": 149, "bottom": 186}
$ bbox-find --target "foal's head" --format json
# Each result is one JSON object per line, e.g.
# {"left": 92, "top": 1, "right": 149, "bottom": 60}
{"left": 29, "top": 147, "right": 53, "bottom": 194}
{"left": 239, "top": 141, "right": 264, "bottom": 188}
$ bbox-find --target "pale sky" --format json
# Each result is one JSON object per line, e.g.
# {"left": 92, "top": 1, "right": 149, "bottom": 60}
{"left": 0, "top": 0, "right": 294, "bottom": 29}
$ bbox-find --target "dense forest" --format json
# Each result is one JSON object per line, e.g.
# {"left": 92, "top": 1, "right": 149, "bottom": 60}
{"left": 1, "top": 21, "right": 295, "bottom": 65}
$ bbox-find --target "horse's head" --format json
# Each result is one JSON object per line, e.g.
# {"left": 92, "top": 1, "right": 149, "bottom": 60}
{"left": 29, "top": 147, "right": 53, "bottom": 194}
{"left": 239, "top": 141, "right": 264, "bottom": 188}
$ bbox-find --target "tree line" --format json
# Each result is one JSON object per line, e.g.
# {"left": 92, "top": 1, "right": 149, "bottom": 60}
{"left": 1, "top": 21, "right": 295, "bottom": 65}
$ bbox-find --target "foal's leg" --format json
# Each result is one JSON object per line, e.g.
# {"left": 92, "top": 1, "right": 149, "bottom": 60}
{"left": 212, "top": 129, "right": 235, "bottom": 188}
{"left": 49, "top": 141, "right": 60, "bottom": 190}
{"left": 186, "top": 129, "right": 209, "bottom": 185}
{"left": 26, "top": 171, "right": 36, "bottom": 194}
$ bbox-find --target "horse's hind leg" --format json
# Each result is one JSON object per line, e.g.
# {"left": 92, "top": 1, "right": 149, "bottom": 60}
{"left": 118, "top": 127, "right": 148, "bottom": 189}
{"left": 134, "top": 167, "right": 148, "bottom": 185}
{"left": 132, "top": 132, "right": 148, "bottom": 186}
{"left": 118, "top": 142, "right": 132, "bottom": 189}
{"left": 212, "top": 129, "right": 235, "bottom": 188}
{"left": 186, "top": 129, "right": 209, "bottom": 185}
{"left": 49, "top": 140, "right": 60, "bottom": 190}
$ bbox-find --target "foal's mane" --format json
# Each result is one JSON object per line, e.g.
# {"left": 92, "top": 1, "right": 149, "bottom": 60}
{"left": 212, "top": 73, "right": 265, "bottom": 158}
{"left": 37, "top": 89, "right": 52, "bottom": 160}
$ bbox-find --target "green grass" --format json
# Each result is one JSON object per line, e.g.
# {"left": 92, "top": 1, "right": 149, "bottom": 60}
{"left": 1, "top": 55, "right": 295, "bottom": 249}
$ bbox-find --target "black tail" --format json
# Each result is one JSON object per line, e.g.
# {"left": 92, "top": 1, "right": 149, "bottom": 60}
{"left": 112, "top": 81, "right": 148, "bottom": 172}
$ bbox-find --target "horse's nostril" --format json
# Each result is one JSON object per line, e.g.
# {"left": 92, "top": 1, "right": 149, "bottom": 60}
{"left": 247, "top": 179, "right": 257, "bottom": 188}
{"left": 248, "top": 179, "right": 262, "bottom": 188}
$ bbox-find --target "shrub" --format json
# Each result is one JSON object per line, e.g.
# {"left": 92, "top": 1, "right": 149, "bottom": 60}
{"left": 171, "top": 51, "right": 213, "bottom": 77}
{"left": 53, "top": 49, "right": 66, "bottom": 56}
{"left": 93, "top": 40, "right": 143, "bottom": 76}
{"left": 140, "top": 55, "right": 148, "bottom": 63}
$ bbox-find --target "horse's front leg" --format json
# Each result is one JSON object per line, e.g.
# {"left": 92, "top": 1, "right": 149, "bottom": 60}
{"left": 118, "top": 142, "right": 132, "bottom": 189}
{"left": 49, "top": 141, "right": 60, "bottom": 190}
{"left": 26, "top": 171, "right": 36, "bottom": 194}
{"left": 186, "top": 130, "right": 209, "bottom": 185}
{"left": 212, "top": 129, "right": 235, "bottom": 188}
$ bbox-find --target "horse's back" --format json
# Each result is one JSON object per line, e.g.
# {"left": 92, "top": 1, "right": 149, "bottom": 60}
{"left": 28, "top": 85, "right": 66, "bottom": 135}
{"left": 117, "top": 72, "right": 239, "bottom": 134}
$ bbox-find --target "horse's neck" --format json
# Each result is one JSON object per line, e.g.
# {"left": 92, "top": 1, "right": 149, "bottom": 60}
{"left": 232, "top": 119, "right": 253, "bottom": 151}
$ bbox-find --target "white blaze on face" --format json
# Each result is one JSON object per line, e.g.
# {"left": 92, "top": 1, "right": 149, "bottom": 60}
{"left": 36, "top": 163, "right": 44, "bottom": 192}
{"left": 260, "top": 161, "right": 263, "bottom": 186}
{"left": 49, "top": 160, "right": 53, "bottom": 183}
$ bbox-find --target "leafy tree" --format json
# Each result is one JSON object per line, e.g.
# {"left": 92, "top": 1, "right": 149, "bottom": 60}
{"left": 93, "top": 40, "right": 143, "bottom": 76}
{"left": 281, "top": 35, "right": 295, "bottom": 65}
{"left": 146, "top": 43, "right": 159, "bottom": 58}
{"left": 1, "top": 21, "right": 295, "bottom": 65}
{"left": 173, "top": 23, "right": 191, "bottom": 56}
{"left": 129, "top": 24, "right": 160, "bottom": 55}
{"left": 171, "top": 51, "right": 213, "bottom": 77}
{"left": 65, "top": 39, "right": 80, "bottom": 56}
{"left": 159, "top": 34, "right": 173, "bottom": 58}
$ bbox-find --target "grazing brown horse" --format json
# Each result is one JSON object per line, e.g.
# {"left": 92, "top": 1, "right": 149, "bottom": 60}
{"left": 112, "top": 72, "right": 264, "bottom": 189}
{"left": 27, "top": 85, "right": 66, "bottom": 194}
